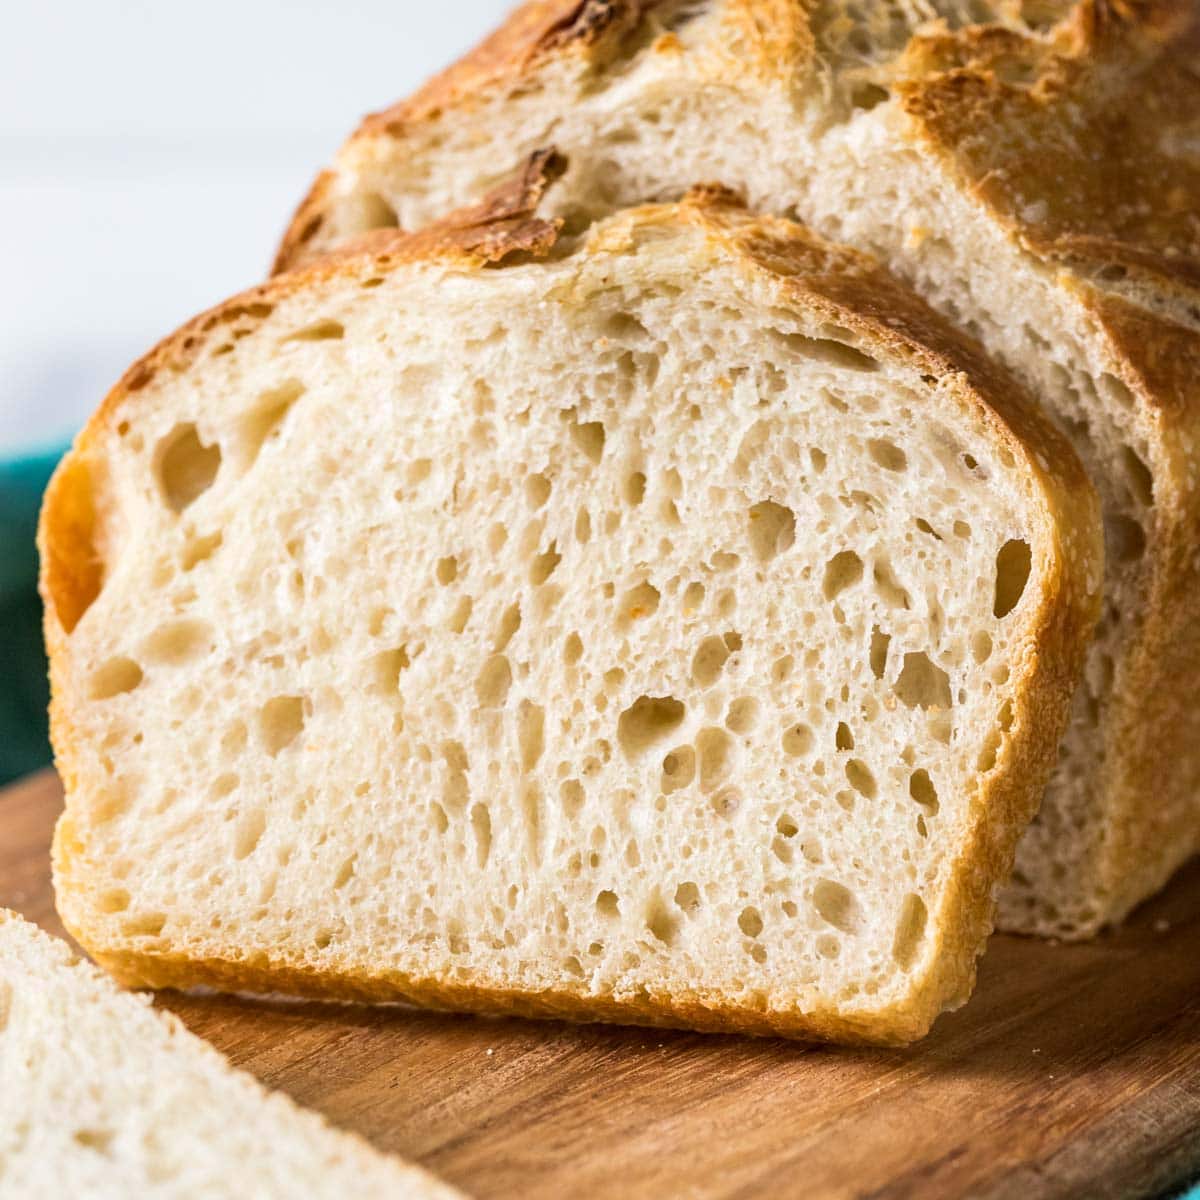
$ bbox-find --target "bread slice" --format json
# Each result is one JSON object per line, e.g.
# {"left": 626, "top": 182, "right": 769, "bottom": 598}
{"left": 274, "top": 0, "right": 1200, "bottom": 938}
{"left": 0, "top": 911, "right": 460, "bottom": 1198}
{"left": 41, "top": 189, "right": 1100, "bottom": 1045}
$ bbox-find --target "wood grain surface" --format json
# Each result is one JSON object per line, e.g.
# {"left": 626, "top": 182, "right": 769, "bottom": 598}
{"left": 5, "top": 769, "right": 1200, "bottom": 1200}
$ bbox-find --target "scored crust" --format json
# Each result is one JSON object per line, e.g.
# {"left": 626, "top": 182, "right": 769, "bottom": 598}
{"left": 43, "top": 180, "right": 1101, "bottom": 1043}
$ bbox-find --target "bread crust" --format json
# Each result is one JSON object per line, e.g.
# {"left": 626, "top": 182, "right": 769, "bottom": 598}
{"left": 44, "top": 187, "right": 1101, "bottom": 1044}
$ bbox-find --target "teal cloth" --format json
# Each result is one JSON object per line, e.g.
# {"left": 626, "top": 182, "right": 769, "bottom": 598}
{"left": 0, "top": 447, "right": 64, "bottom": 784}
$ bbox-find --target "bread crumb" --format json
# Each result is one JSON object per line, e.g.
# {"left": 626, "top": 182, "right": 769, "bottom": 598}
{"left": 486, "top": 1048, "right": 494, "bottom": 1056}
{"left": 1154, "top": 918, "right": 1171, "bottom": 933}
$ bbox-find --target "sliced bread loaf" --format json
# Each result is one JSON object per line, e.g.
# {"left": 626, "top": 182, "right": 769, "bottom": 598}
{"left": 0, "top": 911, "right": 461, "bottom": 1198}
{"left": 41, "top": 190, "right": 1101, "bottom": 1044}
{"left": 275, "top": 0, "right": 1200, "bottom": 937}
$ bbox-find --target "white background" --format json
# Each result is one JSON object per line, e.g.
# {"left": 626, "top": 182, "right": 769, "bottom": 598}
{"left": 0, "top": 1, "right": 511, "bottom": 455}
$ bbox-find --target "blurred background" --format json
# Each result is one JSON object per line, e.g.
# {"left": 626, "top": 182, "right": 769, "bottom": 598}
{"left": 0, "top": 0, "right": 512, "bottom": 782}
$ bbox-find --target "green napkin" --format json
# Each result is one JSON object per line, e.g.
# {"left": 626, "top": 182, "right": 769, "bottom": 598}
{"left": 0, "top": 448, "right": 64, "bottom": 784}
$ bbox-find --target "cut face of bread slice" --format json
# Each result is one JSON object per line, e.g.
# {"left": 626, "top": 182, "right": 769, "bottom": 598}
{"left": 273, "top": 0, "right": 1200, "bottom": 938}
{"left": 0, "top": 911, "right": 461, "bottom": 1198}
{"left": 42, "top": 196, "right": 1100, "bottom": 1044}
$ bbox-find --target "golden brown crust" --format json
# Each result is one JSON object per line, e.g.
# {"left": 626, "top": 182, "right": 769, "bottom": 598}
{"left": 46, "top": 189, "right": 1101, "bottom": 1044}
{"left": 366, "top": 1, "right": 664, "bottom": 134}
{"left": 897, "top": 2, "right": 1200, "bottom": 301}
{"left": 271, "top": 1, "right": 659, "bottom": 272}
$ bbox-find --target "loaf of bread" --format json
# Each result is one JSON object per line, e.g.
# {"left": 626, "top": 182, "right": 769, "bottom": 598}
{"left": 41, "top": 187, "right": 1100, "bottom": 1044}
{"left": 276, "top": 0, "right": 1200, "bottom": 938}
{"left": 0, "top": 910, "right": 460, "bottom": 1198}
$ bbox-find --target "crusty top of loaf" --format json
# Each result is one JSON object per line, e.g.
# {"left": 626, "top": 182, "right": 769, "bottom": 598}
{"left": 274, "top": 0, "right": 1200, "bottom": 323}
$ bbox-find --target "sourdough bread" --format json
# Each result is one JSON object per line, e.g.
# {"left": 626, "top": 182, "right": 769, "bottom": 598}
{"left": 42, "top": 193, "right": 1100, "bottom": 1044}
{"left": 276, "top": 0, "right": 1200, "bottom": 937}
{"left": 0, "top": 911, "right": 461, "bottom": 1199}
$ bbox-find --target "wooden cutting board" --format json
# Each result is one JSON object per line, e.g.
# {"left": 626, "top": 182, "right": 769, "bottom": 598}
{"left": 5, "top": 769, "right": 1200, "bottom": 1200}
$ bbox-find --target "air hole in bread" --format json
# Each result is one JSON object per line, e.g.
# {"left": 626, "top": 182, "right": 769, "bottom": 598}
{"left": 777, "top": 330, "right": 879, "bottom": 373}
{"left": 350, "top": 191, "right": 399, "bottom": 233}
{"left": 812, "top": 879, "right": 860, "bottom": 934}
{"left": 738, "top": 906, "right": 764, "bottom": 938}
{"left": 259, "top": 696, "right": 305, "bottom": 755}
{"left": 181, "top": 530, "right": 223, "bottom": 570}
{"left": 1122, "top": 447, "right": 1153, "bottom": 507}
{"left": 909, "top": 769, "right": 939, "bottom": 814}
{"left": 617, "top": 695, "right": 686, "bottom": 758}
{"left": 646, "top": 891, "right": 680, "bottom": 945}
{"left": 494, "top": 603, "right": 522, "bottom": 652}
{"left": 284, "top": 319, "right": 344, "bottom": 342}
{"left": 91, "top": 657, "right": 144, "bottom": 700}
{"left": 1105, "top": 515, "right": 1146, "bottom": 564}
{"left": 977, "top": 728, "right": 1003, "bottom": 772}
{"left": 563, "top": 631, "right": 584, "bottom": 665}
{"left": 530, "top": 543, "right": 562, "bottom": 585}
{"left": 894, "top": 652, "right": 952, "bottom": 711}
{"left": 971, "top": 631, "right": 992, "bottom": 663}
{"left": 869, "top": 627, "right": 890, "bottom": 680}
{"left": 233, "top": 809, "right": 267, "bottom": 860}
{"left": 476, "top": 655, "right": 513, "bottom": 708}
{"left": 97, "top": 888, "right": 131, "bottom": 914}
{"left": 782, "top": 721, "right": 813, "bottom": 756}
{"left": 517, "top": 700, "right": 545, "bottom": 771}
{"left": 333, "top": 856, "right": 356, "bottom": 889}
{"left": 892, "top": 894, "right": 928, "bottom": 970}
{"left": 823, "top": 550, "right": 863, "bottom": 599}
{"left": 867, "top": 439, "right": 907, "bottom": 472}
{"left": 372, "top": 646, "right": 410, "bottom": 693}
{"left": 621, "top": 581, "right": 660, "bottom": 626}
{"left": 141, "top": 619, "right": 212, "bottom": 667}
{"left": 603, "top": 309, "right": 652, "bottom": 343}
{"left": 568, "top": 411, "right": 606, "bottom": 463}
{"left": 448, "top": 595, "right": 473, "bottom": 633}
{"left": 993, "top": 538, "right": 1032, "bottom": 617}
{"left": 596, "top": 889, "right": 620, "bottom": 919}
{"left": 835, "top": 721, "right": 854, "bottom": 751}
{"left": 72, "top": 1128, "right": 115, "bottom": 1155}
{"left": 623, "top": 470, "right": 647, "bottom": 506}
{"left": 850, "top": 82, "right": 889, "bottom": 110}
{"left": 691, "top": 635, "right": 730, "bottom": 688}
{"left": 674, "top": 881, "right": 701, "bottom": 913}
{"left": 660, "top": 744, "right": 696, "bottom": 792}
{"left": 122, "top": 912, "right": 166, "bottom": 939}
{"left": 845, "top": 758, "right": 877, "bottom": 799}
{"left": 725, "top": 697, "right": 759, "bottom": 734}
{"left": 435, "top": 555, "right": 458, "bottom": 586}
{"left": 873, "top": 560, "right": 911, "bottom": 610}
{"left": 696, "top": 727, "right": 734, "bottom": 793}
{"left": 240, "top": 381, "right": 305, "bottom": 469}
{"left": 525, "top": 472, "right": 552, "bottom": 509}
{"left": 747, "top": 500, "right": 796, "bottom": 562}
{"left": 156, "top": 423, "right": 221, "bottom": 513}
{"left": 1099, "top": 372, "right": 1135, "bottom": 410}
